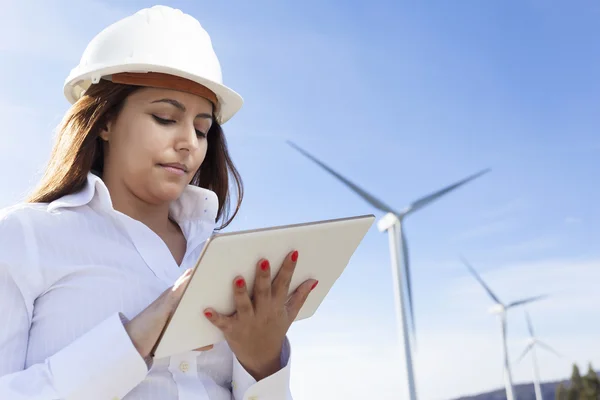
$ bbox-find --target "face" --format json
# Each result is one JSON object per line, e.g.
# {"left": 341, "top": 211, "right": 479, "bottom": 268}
{"left": 100, "top": 87, "right": 213, "bottom": 205}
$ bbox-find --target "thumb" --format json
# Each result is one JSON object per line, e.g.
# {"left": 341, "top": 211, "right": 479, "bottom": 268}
{"left": 173, "top": 268, "right": 194, "bottom": 292}
{"left": 285, "top": 279, "right": 318, "bottom": 321}
{"left": 152, "top": 268, "right": 194, "bottom": 315}
{"left": 125, "top": 269, "right": 195, "bottom": 360}
{"left": 193, "top": 344, "right": 214, "bottom": 352}
{"left": 165, "top": 268, "right": 194, "bottom": 310}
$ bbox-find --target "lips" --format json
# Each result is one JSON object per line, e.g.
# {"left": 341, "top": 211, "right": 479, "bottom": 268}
{"left": 159, "top": 163, "right": 188, "bottom": 173}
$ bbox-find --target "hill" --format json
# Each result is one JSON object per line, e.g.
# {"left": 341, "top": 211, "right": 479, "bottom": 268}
{"left": 453, "top": 365, "right": 599, "bottom": 400}
{"left": 454, "top": 378, "right": 570, "bottom": 400}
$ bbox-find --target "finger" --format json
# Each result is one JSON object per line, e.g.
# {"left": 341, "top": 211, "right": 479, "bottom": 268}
{"left": 203, "top": 308, "right": 233, "bottom": 334}
{"left": 253, "top": 259, "right": 272, "bottom": 314}
{"left": 232, "top": 276, "right": 254, "bottom": 319}
{"left": 285, "top": 279, "right": 318, "bottom": 321}
{"left": 272, "top": 250, "right": 299, "bottom": 304}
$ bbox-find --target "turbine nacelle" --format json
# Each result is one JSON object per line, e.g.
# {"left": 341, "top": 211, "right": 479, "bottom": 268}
{"left": 377, "top": 212, "right": 400, "bottom": 232}
{"left": 488, "top": 303, "right": 505, "bottom": 315}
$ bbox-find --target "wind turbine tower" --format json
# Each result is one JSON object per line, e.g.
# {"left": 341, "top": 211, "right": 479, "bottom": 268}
{"left": 288, "top": 140, "right": 490, "bottom": 400}
{"left": 461, "top": 257, "right": 548, "bottom": 400}
{"left": 515, "top": 311, "right": 563, "bottom": 400}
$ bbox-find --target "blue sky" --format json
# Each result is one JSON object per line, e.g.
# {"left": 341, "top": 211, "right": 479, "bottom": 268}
{"left": 1, "top": 1, "right": 599, "bottom": 399}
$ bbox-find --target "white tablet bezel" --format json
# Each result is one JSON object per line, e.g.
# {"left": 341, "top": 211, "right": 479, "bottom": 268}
{"left": 152, "top": 214, "right": 375, "bottom": 359}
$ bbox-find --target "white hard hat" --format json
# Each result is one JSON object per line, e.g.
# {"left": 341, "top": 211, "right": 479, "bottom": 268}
{"left": 63, "top": 5, "right": 243, "bottom": 124}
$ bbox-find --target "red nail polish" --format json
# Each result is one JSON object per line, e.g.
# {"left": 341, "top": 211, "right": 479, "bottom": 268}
{"left": 260, "top": 260, "right": 270, "bottom": 271}
{"left": 311, "top": 281, "right": 319, "bottom": 290}
{"left": 204, "top": 311, "right": 213, "bottom": 318}
{"left": 235, "top": 278, "right": 245, "bottom": 288}
{"left": 291, "top": 250, "right": 299, "bottom": 262}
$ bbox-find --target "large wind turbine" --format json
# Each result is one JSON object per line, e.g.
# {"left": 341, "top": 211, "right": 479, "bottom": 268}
{"left": 461, "top": 257, "right": 547, "bottom": 400}
{"left": 287, "top": 140, "right": 490, "bottom": 400}
{"left": 515, "top": 311, "right": 563, "bottom": 400}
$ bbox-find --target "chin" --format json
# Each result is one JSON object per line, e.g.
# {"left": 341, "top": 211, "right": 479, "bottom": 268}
{"left": 150, "top": 181, "right": 188, "bottom": 204}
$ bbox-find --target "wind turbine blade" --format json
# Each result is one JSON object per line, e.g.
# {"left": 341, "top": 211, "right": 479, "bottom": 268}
{"left": 404, "top": 169, "right": 491, "bottom": 215}
{"left": 536, "top": 341, "right": 563, "bottom": 358}
{"left": 507, "top": 295, "right": 548, "bottom": 309}
{"left": 460, "top": 257, "right": 503, "bottom": 305}
{"left": 514, "top": 343, "right": 534, "bottom": 365}
{"left": 399, "top": 224, "right": 415, "bottom": 344}
{"left": 287, "top": 141, "right": 399, "bottom": 215}
{"left": 525, "top": 311, "right": 535, "bottom": 338}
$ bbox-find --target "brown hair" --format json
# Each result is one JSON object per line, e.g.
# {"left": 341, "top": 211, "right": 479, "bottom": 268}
{"left": 27, "top": 79, "right": 243, "bottom": 230}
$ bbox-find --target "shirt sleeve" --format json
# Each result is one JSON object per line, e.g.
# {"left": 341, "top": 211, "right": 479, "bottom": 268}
{"left": 231, "top": 337, "right": 293, "bottom": 400}
{"left": 0, "top": 263, "right": 150, "bottom": 400}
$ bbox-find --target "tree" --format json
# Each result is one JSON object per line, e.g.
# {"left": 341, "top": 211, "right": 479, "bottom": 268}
{"left": 572, "top": 365, "right": 584, "bottom": 391}
{"left": 567, "top": 386, "right": 580, "bottom": 400}
{"left": 556, "top": 383, "right": 568, "bottom": 400}
{"left": 581, "top": 364, "right": 600, "bottom": 400}
{"left": 556, "top": 363, "right": 600, "bottom": 400}
{"left": 567, "top": 364, "right": 584, "bottom": 400}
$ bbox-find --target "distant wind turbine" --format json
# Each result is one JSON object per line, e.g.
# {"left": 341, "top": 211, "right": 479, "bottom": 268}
{"left": 287, "top": 140, "right": 490, "bottom": 400}
{"left": 515, "top": 311, "right": 563, "bottom": 400}
{"left": 461, "top": 257, "right": 548, "bottom": 400}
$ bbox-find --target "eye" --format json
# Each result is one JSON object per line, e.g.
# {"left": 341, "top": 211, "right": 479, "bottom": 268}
{"left": 153, "top": 115, "right": 207, "bottom": 138}
{"left": 195, "top": 129, "right": 207, "bottom": 138}
{"left": 152, "top": 115, "right": 175, "bottom": 125}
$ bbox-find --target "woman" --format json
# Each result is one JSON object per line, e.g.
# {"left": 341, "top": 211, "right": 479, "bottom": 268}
{"left": 0, "top": 5, "right": 317, "bottom": 400}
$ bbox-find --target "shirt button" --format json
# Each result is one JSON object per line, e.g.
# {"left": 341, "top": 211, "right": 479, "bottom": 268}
{"left": 179, "top": 361, "right": 190, "bottom": 373}
{"left": 112, "top": 397, "right": 120, "bottom": 400}
{"left": 249, "top": 397, "right": 258, "bottom": 400}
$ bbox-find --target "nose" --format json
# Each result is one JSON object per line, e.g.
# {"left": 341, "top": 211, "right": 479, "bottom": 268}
{"left": 175, "top": 122, "right": 200, "bottom": 152}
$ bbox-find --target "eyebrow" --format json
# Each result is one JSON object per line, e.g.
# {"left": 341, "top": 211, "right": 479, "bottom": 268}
{"left": 151, "top": 98, "right": 213, "bottom": 119}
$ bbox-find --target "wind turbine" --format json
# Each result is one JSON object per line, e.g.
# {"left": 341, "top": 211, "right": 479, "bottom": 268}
{"left": 461, "top": 257, "right": 548, "bottom": 400}
{"left": 514, "top": 311, "right": 563, "bottom": 400}
{"left": 287, "top": 140, "right": 490, "bottom": 400}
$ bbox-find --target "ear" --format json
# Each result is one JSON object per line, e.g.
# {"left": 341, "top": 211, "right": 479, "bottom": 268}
{"left": 99, "top": 119, "right": 113, "bottom": 142}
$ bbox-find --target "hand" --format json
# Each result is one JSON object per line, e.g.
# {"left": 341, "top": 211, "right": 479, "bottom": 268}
{"left": 204, "top": 250, "right": 318, "bottom": 380}
{"left": 124, "top": 268, "right": 194, "bottom": 360}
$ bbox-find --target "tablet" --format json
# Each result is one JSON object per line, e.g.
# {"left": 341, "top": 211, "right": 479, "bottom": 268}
{"left": 152, "top": 213, "right": 375, "bottom": 359}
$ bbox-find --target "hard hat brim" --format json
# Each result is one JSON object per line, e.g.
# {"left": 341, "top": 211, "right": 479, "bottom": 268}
{"left": 64, "top": 64, "right": 243, "bottom": 124}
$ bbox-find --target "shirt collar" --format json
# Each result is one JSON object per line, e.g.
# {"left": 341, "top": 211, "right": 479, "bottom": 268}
{"left": 47, "top": 172, "right": 219, "bottom": 225}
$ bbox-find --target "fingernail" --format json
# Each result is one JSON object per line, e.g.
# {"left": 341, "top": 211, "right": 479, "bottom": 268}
{"left": 311, "top": 280, "right": 319, "bottom": 290}
{"left": 204, "top": 311, "right": 213, "bottom": 318}
{"left": 260, "top": 260, "right": 270, "bottom": 271}
{"left": 235, "top": 278, "right": 245, "bottom": 288}
{"left": 291, "top": 250, "right": 299, "bottom": 262}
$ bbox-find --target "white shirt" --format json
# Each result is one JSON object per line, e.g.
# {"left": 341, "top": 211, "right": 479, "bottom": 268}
{"left": 0, "top": 172, "right": 293, "bottom": 400}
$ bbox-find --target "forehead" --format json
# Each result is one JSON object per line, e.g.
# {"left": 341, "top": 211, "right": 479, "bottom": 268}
{"left": 127, "top": 87, "right": 214, "bottom": 113}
